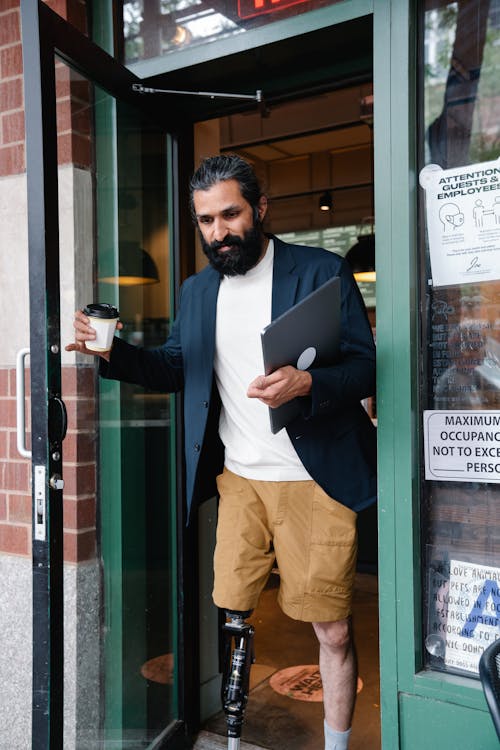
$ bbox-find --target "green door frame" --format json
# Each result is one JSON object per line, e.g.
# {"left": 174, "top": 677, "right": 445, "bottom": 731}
{"left": 95, "top": 0, "right": 496, "bottom": 746}
{"left": 373, "top": 0, "right": 419, "bottom": 744}
{"left": 374, "top": 2, "right": 495, "bottom": 748}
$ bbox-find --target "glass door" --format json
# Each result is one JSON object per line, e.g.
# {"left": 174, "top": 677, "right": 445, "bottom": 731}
{"left": 22, "top": 3, "right": 185, "bottom": 748}
{"left": 93, "top": 79, "right": 179, "bottom": 746}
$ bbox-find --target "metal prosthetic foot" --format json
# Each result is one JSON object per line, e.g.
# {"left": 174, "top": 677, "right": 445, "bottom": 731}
{"left": 221, "top": 610, "right": 255, "bottom": 750}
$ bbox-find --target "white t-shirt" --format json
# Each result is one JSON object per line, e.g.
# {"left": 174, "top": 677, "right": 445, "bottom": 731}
{"left": 214, "top": 239, "right": 311, "bottom": 481}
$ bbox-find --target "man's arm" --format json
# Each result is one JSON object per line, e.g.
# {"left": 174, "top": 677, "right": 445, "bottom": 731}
{"left": 247, "top": 258, "right": 375, "bottom": 414}
{"left": 66, "top": 293, "right": 186, "bottom": 394}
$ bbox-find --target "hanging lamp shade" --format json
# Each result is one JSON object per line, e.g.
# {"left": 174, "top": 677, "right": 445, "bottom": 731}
{"left": 345, "top": 234, "right": 376, "bottom": 283}
{"left": 100, "top": 241, "right": 160, "bottom": 286}
{"left": 319, "top": 191, "right": 333, "bottom": 211}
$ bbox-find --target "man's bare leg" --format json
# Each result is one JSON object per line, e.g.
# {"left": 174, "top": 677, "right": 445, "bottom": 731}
{"left": 313, "top": 617, "right": 357, "bottom": 747}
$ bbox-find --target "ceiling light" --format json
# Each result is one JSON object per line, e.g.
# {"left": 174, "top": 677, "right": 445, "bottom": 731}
{"left": 345, "top": 234, "right": 376, "bottom": 283}
{"left": 100, "top": 241, "right": 160, "bottom": 286}
{"left": 319, "top": 191, "right": 332, "bottom": 211}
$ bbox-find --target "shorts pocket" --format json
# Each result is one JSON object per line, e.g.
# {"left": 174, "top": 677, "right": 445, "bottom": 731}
{"left": 306, "top": 485, "right": 357, "bottom": 595}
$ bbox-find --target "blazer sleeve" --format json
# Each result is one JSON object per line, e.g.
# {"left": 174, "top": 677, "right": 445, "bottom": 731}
{"left": 305, "top": 258, "right": 376, "bottom": 417}
{"left": 99, "top": 289, "right": 185, "bottom": 393}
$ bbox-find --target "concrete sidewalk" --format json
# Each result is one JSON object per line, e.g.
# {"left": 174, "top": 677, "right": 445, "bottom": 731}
{"left": 193, "top": 730, "right": 268, "bottom": 750}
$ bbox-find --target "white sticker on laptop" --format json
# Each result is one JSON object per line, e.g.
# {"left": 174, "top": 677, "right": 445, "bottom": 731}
{"left": 296, "top": 347, "right": 317, "bottom": 370}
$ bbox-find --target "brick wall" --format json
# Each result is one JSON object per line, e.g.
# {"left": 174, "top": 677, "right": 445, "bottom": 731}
{"left": 1, "top": 0, "right": 97, "bottom": 561}
{"left": 0, "top": 365, "right": 98, "bottom": 560}
{"left": 0, "top": 0, "right": 89, "bottom": 178}
{"left": 0, "top": 1, "right": 24, "bottom": 176}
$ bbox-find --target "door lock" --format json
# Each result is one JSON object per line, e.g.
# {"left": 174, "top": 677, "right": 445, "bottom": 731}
{"left": 49, "top": 474, "right": 64, "bottom": 491}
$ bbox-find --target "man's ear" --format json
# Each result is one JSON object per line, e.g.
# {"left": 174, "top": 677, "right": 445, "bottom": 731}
{"left": 257, "top": 195, "right": 268, "bottom": 222}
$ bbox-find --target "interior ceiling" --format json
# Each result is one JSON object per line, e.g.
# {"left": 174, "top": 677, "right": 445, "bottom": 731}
{"left": 216, "top": 84, "right": 374, "bottom": 233}
{"left": 144, "top": 14, "right": 372, "bottom": 120}
{"left": 148, "top": 12, "right": 374, "bottom": 233}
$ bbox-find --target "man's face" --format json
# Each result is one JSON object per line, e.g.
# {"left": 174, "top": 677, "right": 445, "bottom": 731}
{"left": 193, "top": 179, "right": 267, "bottom": 276}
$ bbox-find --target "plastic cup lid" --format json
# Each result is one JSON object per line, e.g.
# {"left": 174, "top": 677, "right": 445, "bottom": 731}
{"left": 84, "top": 303, "right": 119, "bottom": 319}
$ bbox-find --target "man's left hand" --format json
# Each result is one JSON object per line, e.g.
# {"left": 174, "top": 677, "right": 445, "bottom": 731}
{"left": 247, "top": 366, "right": 312, "bottom": 408}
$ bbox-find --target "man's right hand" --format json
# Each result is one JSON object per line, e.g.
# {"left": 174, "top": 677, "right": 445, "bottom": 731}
{"left": 64, "top": 309, "right": 122, "bottom": 362}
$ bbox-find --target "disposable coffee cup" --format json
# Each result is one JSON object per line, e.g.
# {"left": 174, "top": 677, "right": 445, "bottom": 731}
{"left": 83, "top": 303, "right": 119, "bottom": 352}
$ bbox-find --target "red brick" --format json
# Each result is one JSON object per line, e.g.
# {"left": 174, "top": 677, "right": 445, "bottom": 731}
{"left": 8, "top": 493, "right": 31, "bottom": 523}
{"left": 0, "top": 430, "right": 7, "bottom": 459}
{"left": 62, "top": 463, "right": 95, "bottom": 496}
{"left": 0, "top": 398, "right": 16, "bottom": 428}
{"left": 10, "top": 365, "right": 31, "bottom": 397}
{"left": 2, "top": 109, "right": 24, "bottom": 144}
{"left": 64, "top": 397, "right": 96, "bottom": 431}
{"left": 0, "top": 78, "right": 22, "bottom": 111}
{"left": 63, "top": 431, "right": 96, "bottom": 463}
{"left": 0, "top": 44, "right": 22, "bottom": 78}
{"left": 9, "top": 430, "right": 31, "bottom": 460}
{"left": 71, "top": 97, "right": 91, "bottom": 136}
{"left": 0, "top": 493, "right": 6, "bottom": 520}
{"left": 43, "top": 0, "right": 88, "bottom": 35}
{"left": 55, "top": 63, "right": 70, "bottom": 99}
{"left": 56, "top": 97, "right": 72, "bottom": 135}
{"left": 63, "top": 528, "right": 95, "bottom": 563}
{"left": 0, "top": 142, "right": 24, "bottom": 175}
{"left": 61, "top": 365, "right": 95, "bottom": 397}
{"left": 0, "top": 9, "right": 20, "bottom": 46}
{"left": 2, "top": 459, "right": 30, "bottom": 492}
{"left": 70, "top": 76, "right": 90, "bottom": 102}
{"left": 63, "top": 496, "right": 95, "bottom": 530}
{"left": 0, "top": 1, "right": 20, "bottom": 13}
{"left": 77, "top": 366, "right": 97, "bottom": 396}
{"left": 0, "top": 369, "right": 8, "bottom": 396}
{"left": 0, "top": 522, "right": 29, "bottom": 556}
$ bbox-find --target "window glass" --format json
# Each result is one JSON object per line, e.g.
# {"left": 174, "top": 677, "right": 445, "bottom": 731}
{"left": 122, "top": 0, "right": 342, "bottom": 63}
{"left": 419, "top": 0, "right": 500, "bottom": 678}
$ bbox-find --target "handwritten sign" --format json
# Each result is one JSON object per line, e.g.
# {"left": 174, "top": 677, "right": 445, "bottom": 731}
{"left": 444, "top": 560, "right": 500, "bottom": 673}
{"left": 419, "top": 159, "right": 500, "bottom": 287}
{"left": 423, "top": 410, "right": 500, "bottom": 483}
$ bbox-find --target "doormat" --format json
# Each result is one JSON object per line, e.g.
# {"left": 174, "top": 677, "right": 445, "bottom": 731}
{"left": 269, "top": 665, "right": 363, "bottom": 702}
{"left": 141, "top": 653, "right": 174, "bottom": 684}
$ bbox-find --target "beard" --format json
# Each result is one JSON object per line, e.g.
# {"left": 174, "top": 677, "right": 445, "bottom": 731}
{"left": 200, "top": 224, "right": 264, "bottom": 277}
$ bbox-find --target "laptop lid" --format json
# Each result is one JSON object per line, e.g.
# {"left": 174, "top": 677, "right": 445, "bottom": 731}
{"left": 260, "top": 275, "right": 341, "bottom": 433}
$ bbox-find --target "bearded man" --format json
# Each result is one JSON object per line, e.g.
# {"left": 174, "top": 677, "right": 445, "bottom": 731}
{"left": 68, "top": 154, "right": 377, "bottom": 750}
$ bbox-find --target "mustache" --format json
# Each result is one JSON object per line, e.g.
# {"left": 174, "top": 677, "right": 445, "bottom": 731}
{"left": 208, "top": 234, "right": 244, "bottom": 252}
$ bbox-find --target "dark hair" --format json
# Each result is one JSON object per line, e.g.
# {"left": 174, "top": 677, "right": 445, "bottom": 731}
{"left": 189, "top": 154, "right": 263, "bottom": 220}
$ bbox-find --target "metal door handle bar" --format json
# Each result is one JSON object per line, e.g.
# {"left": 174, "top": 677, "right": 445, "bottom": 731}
{"left": 16, "top": 347, "right": 31, "bottom": 458}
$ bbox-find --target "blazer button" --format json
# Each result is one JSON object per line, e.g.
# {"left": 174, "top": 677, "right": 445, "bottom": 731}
{"left": 203, "top": 401, "right": 208, "bottom": 408}
{"left": 194, "top": 443, "right": 200, "bottom": 452}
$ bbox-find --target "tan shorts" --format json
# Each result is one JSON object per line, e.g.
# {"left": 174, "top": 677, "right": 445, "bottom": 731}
{"left": 212, "top": 467, "right": 358, "bottom": 623}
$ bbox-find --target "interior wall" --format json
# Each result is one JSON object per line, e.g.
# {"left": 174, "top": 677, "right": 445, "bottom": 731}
{"left": 193, "top": 120, "right": 220, "bottom": 273}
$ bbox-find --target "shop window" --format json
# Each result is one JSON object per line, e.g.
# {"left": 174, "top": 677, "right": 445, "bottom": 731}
{"left": 419, "top": 0, "right": 500, "bottom": 678}
{"left": 121, "top": 0, "right": 342, "bottom": 62}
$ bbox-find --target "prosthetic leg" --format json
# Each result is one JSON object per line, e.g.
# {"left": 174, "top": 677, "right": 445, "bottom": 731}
{"left": 221, "top": 610, "right": 255, "bottom": 750}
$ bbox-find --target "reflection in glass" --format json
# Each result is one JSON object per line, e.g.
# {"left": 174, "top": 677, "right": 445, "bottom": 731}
{"left": 419, "top": 0, "right": 500, "bottom": 678}
{"left": 56, "top": 57, "right": 177, "bottom": 744}
{"left": 122, "top": 0, "right": 341, "bottom": 62}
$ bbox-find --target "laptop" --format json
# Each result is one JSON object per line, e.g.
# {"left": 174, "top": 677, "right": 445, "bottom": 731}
{"left": 260, "top": 276, "right": 341, "bottom": 433}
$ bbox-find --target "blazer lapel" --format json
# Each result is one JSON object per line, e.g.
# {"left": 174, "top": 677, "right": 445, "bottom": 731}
{"left": 199, "top": 268, "right": 220, "bottom": 379}
{"left": 271, "top": 236, "right": 299, "bottom": 320}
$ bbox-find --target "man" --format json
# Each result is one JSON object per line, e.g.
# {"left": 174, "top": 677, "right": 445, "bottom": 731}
{"left": 67, "top": 155, "right": 376, "bottom": 750}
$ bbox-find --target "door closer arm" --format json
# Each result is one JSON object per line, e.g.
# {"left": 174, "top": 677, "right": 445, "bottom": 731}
{"left": 132, "top": 83, "right": 267, "bottom": 115}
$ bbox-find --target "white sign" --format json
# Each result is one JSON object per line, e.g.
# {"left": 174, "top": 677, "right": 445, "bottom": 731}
{"left": 419, "top": 159, "right": 500, "bottom": 286}
{"left": 444, "top": 560, "right": 500, "bottom": 674}
{"left": 423, "top": 410, "right": 500, "bottom": 483}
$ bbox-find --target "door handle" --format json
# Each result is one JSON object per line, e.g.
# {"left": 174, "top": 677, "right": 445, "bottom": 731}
{"left": 49, "top": 395, "right": 68, "bottom": 445}
{"left": 16, "top": 347, "right": 31, "bottom": 458}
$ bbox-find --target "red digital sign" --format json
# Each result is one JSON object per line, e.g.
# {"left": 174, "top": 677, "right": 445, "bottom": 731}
{"left": 238, "top": 0, "right": 311, "bottom": 20}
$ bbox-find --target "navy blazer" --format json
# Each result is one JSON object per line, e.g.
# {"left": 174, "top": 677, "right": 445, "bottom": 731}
{"left": 101, "top": 236, "right": 377, "bottom": 522}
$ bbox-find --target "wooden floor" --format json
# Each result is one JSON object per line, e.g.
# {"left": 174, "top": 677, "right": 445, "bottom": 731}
{"left": 197, "top": 572, "right": 381, "bottom": 750}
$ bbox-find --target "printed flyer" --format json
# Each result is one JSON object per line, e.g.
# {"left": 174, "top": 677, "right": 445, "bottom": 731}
{"left": 419, "top": 159, "right": 500, "bottom": 287}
